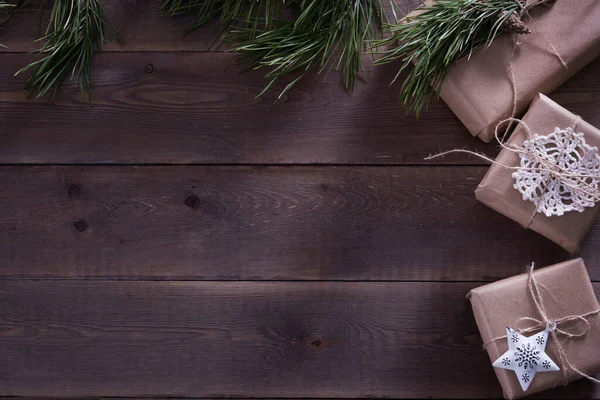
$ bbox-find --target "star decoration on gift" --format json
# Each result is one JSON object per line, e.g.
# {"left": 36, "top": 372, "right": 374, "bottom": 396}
{"left": 492, "top": 327, "right": 560, "bottom": 392}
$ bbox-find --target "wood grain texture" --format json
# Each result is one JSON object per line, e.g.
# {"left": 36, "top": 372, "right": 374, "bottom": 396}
{"left": 0, "top": 51, "right": 478, "bottom": 165}
{"left": 1, "top": 52, "right": 600, "bottom": 165}
{"left": 3, "top": 165, "right": 599, "bottom": 281}
{"left": 0, "top": 0, "right": 422, "bottom": 53}
{"left": 1, "top": 280, "right": 598, "bottom": 398}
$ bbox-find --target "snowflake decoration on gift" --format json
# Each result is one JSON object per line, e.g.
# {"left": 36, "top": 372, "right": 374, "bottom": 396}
{"left": 512, "top": 127, "right": 600, "bottom": 217}
{"left": 514, "top": 343, "right": 540, "bottom": 369}
{"left": 535, "top": 336, "right": 544, "bottom": 346}
{"left": 493, "top": 327, "right": 559, "bottom": 392}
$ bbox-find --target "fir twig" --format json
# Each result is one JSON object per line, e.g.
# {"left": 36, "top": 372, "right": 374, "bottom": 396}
{"left": 373, "top": 0, "right": 522, "bottom": 115}
{"left": 15, "top": 0, "right": 116, "bottom": 99}
{"left": 229, "top": 0, "right": 385, "bottom": 99}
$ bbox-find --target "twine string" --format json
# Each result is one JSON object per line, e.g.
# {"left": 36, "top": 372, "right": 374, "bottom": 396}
{"left": 503, "top": 0, "right": 569, "bottom": 135}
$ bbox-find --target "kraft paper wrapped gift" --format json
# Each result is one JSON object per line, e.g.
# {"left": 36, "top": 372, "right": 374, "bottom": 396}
{"left": 475, "top": 94, "right": 600, "bottom": 253}
{"left": 407, "top": 0, "right": 600, "bottom": 142}
{"left": 467, "top": 258, "right": 600, "bottom": 399}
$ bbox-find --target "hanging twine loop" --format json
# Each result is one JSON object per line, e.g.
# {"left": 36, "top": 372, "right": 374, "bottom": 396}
{"left": 483, "top": 263, "right": 600, "bottom": 385}
{"left": 500, "top": 0, "right": 556, "bottom": 34}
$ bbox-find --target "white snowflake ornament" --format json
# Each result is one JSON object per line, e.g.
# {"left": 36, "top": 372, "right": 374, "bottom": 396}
{"left": 512, "top": 127, "right": 600, "bottom": 217}
{"left": 492, "top": 326, "right": 560, "bottom": 392}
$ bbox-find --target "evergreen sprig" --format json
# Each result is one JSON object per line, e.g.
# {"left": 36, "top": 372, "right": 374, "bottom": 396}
{"left": 229, "top": 0, "right": 384, "bottom": 99}
{"left": 16, "top": 0, "right": 116, "bottom": 99}
{"left": 373, "top": 0, "right": 522, "bottom": 115}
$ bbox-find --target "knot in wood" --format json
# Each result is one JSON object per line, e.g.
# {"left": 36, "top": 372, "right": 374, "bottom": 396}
{"left": 185, "top": 195, "right": 200, "bottom": 208}
{"left": 74, "top": 219, "right": 88, "bottom": 232}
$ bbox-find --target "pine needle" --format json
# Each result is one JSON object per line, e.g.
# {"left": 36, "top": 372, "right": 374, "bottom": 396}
{"left": 0, "top": 0, "right": 15, "bottom": 48}
{"left": 229, "top": 0, "right": 385, "bottom": 98}
{"left": 0, "top": 1, "right": 14, "bottom": 17}
{"left": 373, "top": 0, "right": 521, "bottom": 116}
{"left": 15, "top": 0, "right": 116, "bottom": 99}
{"left": 0, "top": 1, "right": 13, "bottom": 15}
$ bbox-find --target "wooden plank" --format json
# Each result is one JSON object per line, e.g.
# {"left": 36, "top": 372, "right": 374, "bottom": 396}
{"left": 1, "top": 281, "right": 598, "bottom": 398}
{"left": 2, "top": 165, "right": 599, "bottom": 281}
{"left": 0, "top": 52, "right": 481, "bottom": 165}
{"left": 2, "top": 53, "right": 600, "bottom": 165}
{"left": 0, "top": 0, "right": 422, "bottom": 53}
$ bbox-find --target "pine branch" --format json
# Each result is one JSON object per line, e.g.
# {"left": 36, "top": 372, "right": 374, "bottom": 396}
{"left": 15, "top": 0, "right": 116, "bottom": 99}
{"left": 373, "top": 0, "right": 523, "bottom": 116}
{"left": 162, "top": 0, "right": 288, "bottom": 36}
{"left": 229, "top": 0, "right": 384, "bottom": 99}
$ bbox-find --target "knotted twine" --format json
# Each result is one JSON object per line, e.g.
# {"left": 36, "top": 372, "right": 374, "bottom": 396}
{"left": 483, "top": 263, "right": 600, "bottom": 385}
{"left": 500, "top": 0, "right": 555, "bottom": 34}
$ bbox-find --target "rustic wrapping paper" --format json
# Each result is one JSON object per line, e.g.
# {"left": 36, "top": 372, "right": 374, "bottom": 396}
{"left": 407, "top": 0, "right": 600, "bottom": 142}
{"left": 467, "top": 258, "right": 600, "bottom": 399}
{"left": 475, "top": 94, "right": 600, "bottom": 253}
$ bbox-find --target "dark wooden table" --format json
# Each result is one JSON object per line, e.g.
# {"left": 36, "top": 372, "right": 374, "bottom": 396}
{"left": 1, "top": 1, "right": 599, "bottom": 398}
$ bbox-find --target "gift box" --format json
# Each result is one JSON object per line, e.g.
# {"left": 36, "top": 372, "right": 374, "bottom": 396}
{"left": 467, "top": 258, "right": 600, "bottom": 399}
{"left": 426, "top": 0, "right": 600, "bottom": 142}
{"left": 474, "top": 93, "right": 600, "bottom": 253}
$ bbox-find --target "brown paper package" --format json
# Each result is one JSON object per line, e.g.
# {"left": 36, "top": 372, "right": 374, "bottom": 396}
{"left": 407, "top": 0, "right": 600, "bottom": 142}
{"left": 467, "top": 258, "right": 600, "bottom": 399}
{"left": 475, "top": 94, "right": 600, "bottom": 253}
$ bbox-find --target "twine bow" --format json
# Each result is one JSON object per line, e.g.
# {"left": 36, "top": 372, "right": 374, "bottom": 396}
{"left": 484, "top": 263, "right": 600, "bottom": 385}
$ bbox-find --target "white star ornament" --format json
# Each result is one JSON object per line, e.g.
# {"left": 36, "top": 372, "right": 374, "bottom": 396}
{"left": 492, "top": 326, "right": 560, "bottom": 392}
